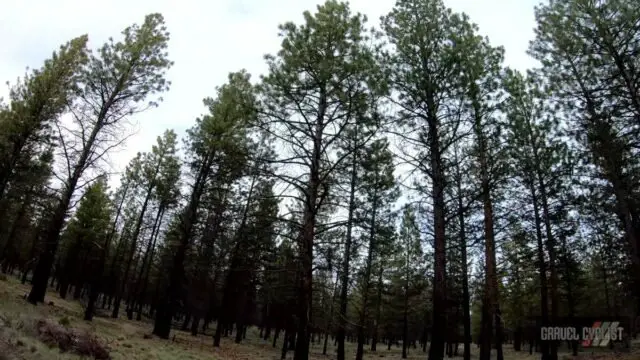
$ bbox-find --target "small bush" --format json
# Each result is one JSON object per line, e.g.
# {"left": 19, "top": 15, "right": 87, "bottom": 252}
{"left": 75, "top": 331, "right": 111, "bottom": 360}
{"left": 0, "top": 337, "right": 13, "bottom": 360}
{"left": 35, "top": 319, "right": 111, "bottom": 360}
{"left": 36, "top": 319, "right": 73, "bottom": 351}
{"left": 58, "top": 316, "right": 71, "bottom": 327}
{"left": 0, "top": 274, "right": 7, "bottom": 282}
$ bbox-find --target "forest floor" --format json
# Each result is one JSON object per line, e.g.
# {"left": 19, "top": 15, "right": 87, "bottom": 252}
{"left": 1, "top": 276, "right": 639, "bottom": 360}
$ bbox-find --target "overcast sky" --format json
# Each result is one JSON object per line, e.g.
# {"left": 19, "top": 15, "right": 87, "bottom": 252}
{"left": 0, "top": 0, "right": 540, "bottom": 189}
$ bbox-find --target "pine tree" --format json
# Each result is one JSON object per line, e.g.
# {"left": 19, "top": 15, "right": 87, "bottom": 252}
{"left": 502, "top": 69, "right": 577, "bottom": 359}
{"left": 28, "top": 14, "right": 173, "bottom": 304}
{"left": 258, "top": 2, "right": 385, "bottom": 358}
{"left": 153, "top": 71, "right": 255, "bottom": 339}
{"left": 0, "top": 36, "right": 88, "bottom": 204}
{"left": 0, "top": 37, "right": 88, "bottom": 267}
{"left": 461, "top": 31, "right": 506, "bottom": 360}
{"left": 133, "top": 133, "right": 181, "bottom": 320}
{"left": 112, "top": 129, "right": 180, "bottom": 319}
{"left": 381, "top": 0, "right": 478, "bottom": 357}
{"left": 529, "top": 0, "right": 640, "bottom": 312}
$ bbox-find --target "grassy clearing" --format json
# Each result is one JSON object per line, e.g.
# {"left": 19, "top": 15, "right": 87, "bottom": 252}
{"left": 1, "top": 276, "right": 638, "bottom": 360}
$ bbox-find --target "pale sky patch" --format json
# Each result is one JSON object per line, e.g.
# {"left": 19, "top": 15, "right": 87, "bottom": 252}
{"left": 0, "top": 0, "right": 540, "bottom": 190}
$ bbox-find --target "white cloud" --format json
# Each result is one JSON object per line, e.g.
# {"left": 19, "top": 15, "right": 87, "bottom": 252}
{"left": 0, "top": 0, "right": 540, "bottom": 190}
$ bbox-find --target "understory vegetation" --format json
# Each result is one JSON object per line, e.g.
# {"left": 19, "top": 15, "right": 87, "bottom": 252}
{"left": 1, "top": 0, "right": 640, "bottom": 359}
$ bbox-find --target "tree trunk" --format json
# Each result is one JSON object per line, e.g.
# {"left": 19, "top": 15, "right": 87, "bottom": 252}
{"left": 28, "top": 195, "right": 73, "bottom": 303}
{"left": 533, "top": 133, "right": 559, "bottom": 360}
{"left": 428, "top": 110, "right": 447, "bottom": 360}
{"left": 356, "top": 184, "right": 377, "bottom": 360}
{"left": 337, "top": 131, "right": 359, "bottom": 360}
{"left": 530, "top": 182, "right": 550, "bottom": 360}
{"left": 129, "top": 205, "right": 164, "bottom": 319}
{"left": 402, "top": 284, "right": 409, "bottom": 359}
{"left": 21, "top": 235, "right": 39, "bottom": 285}
{"left": 84, "top": 283, "right": 99, "bottom": 321}
{"left": 371, "top": 265, "right": 383, "bottom": 352}
{"left": 181, "top": 313, "right": 191, "bottom": 331}
{"left": 324, "top": 275, "right": 339, "bottom": 355}
{"left": 281, "top": 328, "right": 290, "bottom": 360}
{"left": 473, "top": 99, "right": 503, "bottom": 360}
{"left": 454, "top": 147, "right": 472, "bottom": 360}
{"left": 293, "top": 88, "right": 326, "bottom": 360}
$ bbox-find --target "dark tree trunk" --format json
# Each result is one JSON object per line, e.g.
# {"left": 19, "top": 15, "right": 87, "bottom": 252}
{"left": 73, "top": 281, "right": 83, "bottom": 299}
{"left": 292, "top": 87, "right": 326, "bottom": 360}
{"left": 191, "top": 316, "right": 200, "bottom": 336}
{"left": 281, "top": 328, "right": 290, "bottom": 360}
{"left": 323, "top": 276, "right": 339, "bottom": 356}
{"left": 402, "top": 286, "right": 409, "bottom": 359}
{"left": 235, "top": 323, "right": 244, "bottom": 344}
{"left": 289, "top": 330, "right": 296, "bottom": 350}
{"left": 371, "top": 265, "right": 383, "bottom": 352}
{"left": 214, "top": 252, "right": 242, "bottom": 347}
{"left": 530, "top": 182, "right": 550, "bottom": 360}
{"left": 473, "top": 103, "right": 503, "bottom": 360}
{"left": 130, "top": 205, "right": 164, "bottom": 320}
{"left": 152, "top": 233, "right": 188, "bottom": 339}
{"left": 31, "top": 196, "right": 74, "bottom": 304}
{"left": 59, "top": 278, "right": 70, "bottom": 299}
{"left": 538, "top": 176, "right": 559, "bottom": 360}
{"left": 514, "top": 326, "right": 523, "bottom": 351}
{"left": 181, "top": 313, "right": 191, "bottom": 331}
{"left": 428, "top": 111, "right": 447, "bottom": 360}
{"left": 356, "top": 184, "right": 377, "bottom": 360}
{"left": 454, "top": 149, "right": 472, "bottom": 360}
{"left": 294, "top": 217, "right": 313, "bottom": 360}
{"left": 337, "top": 132, "right": 358, "bottom": 360}
{"left": 84, "top": 284, "right": 99, "bottom": 321}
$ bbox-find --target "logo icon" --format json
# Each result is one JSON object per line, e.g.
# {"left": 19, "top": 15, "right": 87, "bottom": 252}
{"left": 581, "top": 321, "right": 623, "bottom": 347}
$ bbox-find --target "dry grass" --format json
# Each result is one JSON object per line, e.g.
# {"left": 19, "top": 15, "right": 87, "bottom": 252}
{"left": 1, "top": 277, "right": 639, "bottom": 360}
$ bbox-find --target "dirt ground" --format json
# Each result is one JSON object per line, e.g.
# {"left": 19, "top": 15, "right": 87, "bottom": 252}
{"left": 0, "top": 276, "right": 638, "bottom": 360}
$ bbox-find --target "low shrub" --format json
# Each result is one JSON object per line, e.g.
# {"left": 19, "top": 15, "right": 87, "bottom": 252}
{"left": 35, "top": 319, "right": 111, "bottom": 360}
{"left": 58, "top": 316, "right": 71, "bottom": 327}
